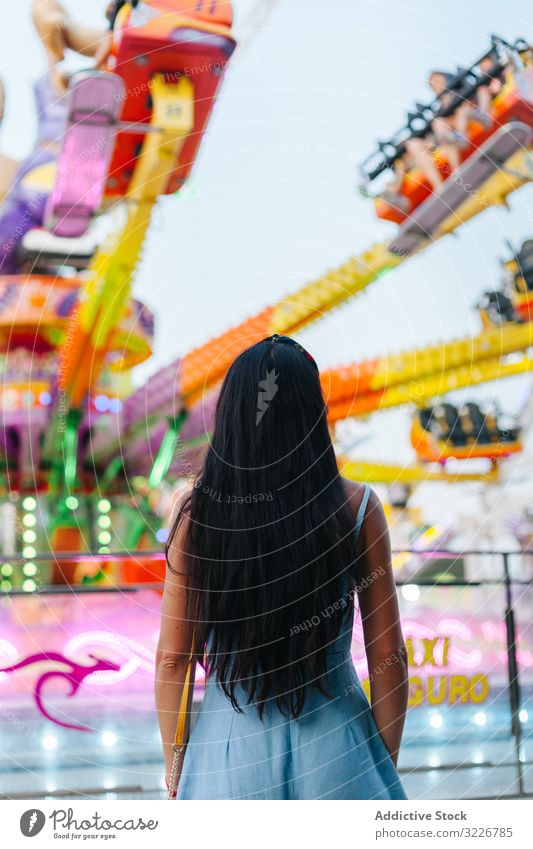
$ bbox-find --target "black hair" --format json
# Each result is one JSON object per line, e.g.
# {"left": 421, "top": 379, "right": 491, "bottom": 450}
{"left": 166, "top": 336, "right": 358, "bottom": 719}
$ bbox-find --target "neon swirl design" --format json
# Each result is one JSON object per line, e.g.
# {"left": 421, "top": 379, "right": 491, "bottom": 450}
{"left": 0, "top": 651, "right": 121, "bottom": 732}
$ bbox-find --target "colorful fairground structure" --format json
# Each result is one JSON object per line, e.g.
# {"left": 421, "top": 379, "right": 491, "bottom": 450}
{"left": 0, "top": 21, "right": 532, "bottom": 592}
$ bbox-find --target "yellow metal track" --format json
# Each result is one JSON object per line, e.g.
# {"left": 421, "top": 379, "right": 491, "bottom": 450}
{"left": 338, "top": 456, "right": 500, "bottom": 484}
{"left": 63, "top": 76, "right": 194, "bottom": 409}
{"left": 43, "top": 76, "right": 195, "bottom": 464}
{"left": 270, "top": 241, "right": 402, "bottom": 334}
{"left": 326, "top": 320, "right": 533, "bottom": 420}
{"left": 180, "top": 149, "right": 533, "bottom": 402}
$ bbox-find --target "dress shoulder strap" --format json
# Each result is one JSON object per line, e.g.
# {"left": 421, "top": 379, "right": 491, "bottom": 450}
{"left": 354, "top": 484, "right": 371, "bottom": 545}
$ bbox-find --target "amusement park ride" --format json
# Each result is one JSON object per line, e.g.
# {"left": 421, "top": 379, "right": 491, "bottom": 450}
{"left": 0, "top": 9, "right": 533, "bottom": 590}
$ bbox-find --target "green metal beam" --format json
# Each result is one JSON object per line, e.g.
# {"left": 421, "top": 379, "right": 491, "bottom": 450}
{"left": 148, "top": 410, "right": 188, "bottom": 488}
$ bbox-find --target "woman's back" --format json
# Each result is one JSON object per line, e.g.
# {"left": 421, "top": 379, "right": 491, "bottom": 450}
{"left": 176, "top": 484, "right": 406, "bottom": 800}
{"left": 157, "top": 336, "right": 408, "bottom": 800}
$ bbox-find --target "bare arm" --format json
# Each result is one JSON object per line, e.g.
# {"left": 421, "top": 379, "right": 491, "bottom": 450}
{"left": 355, "top": 488, "right": 408, "bottom": 765}
{"left": 155, "top": 509, "right": 195, "bottom": 789}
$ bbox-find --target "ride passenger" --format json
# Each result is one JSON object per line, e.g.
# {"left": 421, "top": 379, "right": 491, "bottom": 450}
{"left": 401, "top": 70, "right": 464, "bottom": 187}
{"left": 430, "top": 70, "right": 473, "bottom": 171}
{"left": 451, "top": 55, "right": 509, "bottom": 143}
{"left": 0, "top": 0, "right": 112, "bottom": 274}
{"left": 402, "top": 64, "right": 499, "bottom": 191}
{"left": 479, "top": 54, "right": 508, "bottom": 97}
{"left": 378, "top": 151, "right": 412, "bottom": 212}
{"left": 399, "top": 71, "right": 449, "bottom": 191}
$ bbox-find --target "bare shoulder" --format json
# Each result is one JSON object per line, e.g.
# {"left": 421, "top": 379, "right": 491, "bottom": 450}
{"left": 341, "top": 477, "right": 378, "bottom": 514}
{"left": 341, "top": 477, "right": 388, "bottom": 539}
{"left": 341, "top": 477, "right": 365, "bottom": 508}
{"left": 165, "top": 485, "right": 193, "bottom": 576}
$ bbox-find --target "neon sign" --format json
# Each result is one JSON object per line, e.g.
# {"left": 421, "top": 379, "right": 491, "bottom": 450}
{"left": 0, "top": 652, "right": 121, "bottom": 731}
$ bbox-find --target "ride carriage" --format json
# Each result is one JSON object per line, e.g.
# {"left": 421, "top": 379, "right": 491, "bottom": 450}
{"left": 358, "top": 36, "right": 533, "bottom": 256}
{"left": 504, "top": 238, "right": 533, "bottom": 322}
{"left": 478, "top": 238, "right": 533, "bottom": 328}
{"left": 411, "top": 401, "right": 521, "bottom": 464}
{"left": 19, "top": 0, "right": 235, "bottom": 269}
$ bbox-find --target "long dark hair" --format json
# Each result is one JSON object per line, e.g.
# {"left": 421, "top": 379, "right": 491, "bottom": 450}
{"left": 166, "top": 336, "right": 357, "bottom": 718}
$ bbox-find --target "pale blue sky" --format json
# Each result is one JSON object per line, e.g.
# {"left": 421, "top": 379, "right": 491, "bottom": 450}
{"left": 1, "top": 0, "right": 532, "bottom": 536}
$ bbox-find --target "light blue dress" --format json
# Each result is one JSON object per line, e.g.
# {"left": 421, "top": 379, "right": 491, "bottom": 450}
{"left": 178, "top": 485, "right": 407, "bottom": 800}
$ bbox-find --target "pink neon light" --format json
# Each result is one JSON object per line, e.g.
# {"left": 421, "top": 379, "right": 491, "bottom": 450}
{"left": 0, "top": 639, "right": 18, "bottom": 684}
{"left": 65, "top": 631, "right": 155, "bottom": 685}
{"left": 437, "top": 619, "right": 473, "bottom": 640}
{"left": 0, "top": 651, "right": 121, "bottom": 731}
